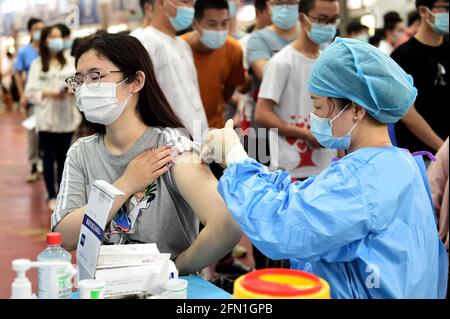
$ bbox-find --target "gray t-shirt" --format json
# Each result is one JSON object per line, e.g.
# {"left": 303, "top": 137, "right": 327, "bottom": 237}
{"left": 51, "top": 127, "right": 200, "bottom": 258}
{"left": 246, "top": 27, "right": 294, "bottom": 125}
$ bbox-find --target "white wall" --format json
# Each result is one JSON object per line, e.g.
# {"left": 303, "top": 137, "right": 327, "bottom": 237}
{"left": 370, "top": 0, "right": 417, "bottom": 27}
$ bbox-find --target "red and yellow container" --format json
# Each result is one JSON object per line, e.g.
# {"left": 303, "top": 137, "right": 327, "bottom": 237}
{"left": 233, "top": 269, "right": 331, "bottom": 299}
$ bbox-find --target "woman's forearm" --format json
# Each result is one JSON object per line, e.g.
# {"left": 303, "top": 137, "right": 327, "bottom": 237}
{"left": 175, "top": 214, "right": 242, "bottom": 276}
{"left": 55, "top": 177, "right": 132, "bottom": 251}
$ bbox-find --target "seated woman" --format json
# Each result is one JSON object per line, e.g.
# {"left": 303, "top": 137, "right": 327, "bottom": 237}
{"left": 51, "top": 32, "right": 242, "bottom": 275}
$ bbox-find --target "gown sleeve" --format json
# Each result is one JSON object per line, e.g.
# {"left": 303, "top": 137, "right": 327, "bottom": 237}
{"left": 218, "top": 159, "right": 374, "bottom": 262}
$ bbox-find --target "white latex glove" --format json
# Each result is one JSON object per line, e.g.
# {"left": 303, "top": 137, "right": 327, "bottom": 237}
{"left": 201, "top": 120, "right": 248, "bottom": 167}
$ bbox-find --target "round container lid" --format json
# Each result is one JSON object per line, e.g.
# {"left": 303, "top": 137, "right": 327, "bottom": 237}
{"left": 241, "top": 269, "right": 323, "bottom": 297}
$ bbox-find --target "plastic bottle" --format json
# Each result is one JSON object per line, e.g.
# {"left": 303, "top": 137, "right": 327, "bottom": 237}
{"left": 37, "top": 232, "right": 72, "bottom": 299}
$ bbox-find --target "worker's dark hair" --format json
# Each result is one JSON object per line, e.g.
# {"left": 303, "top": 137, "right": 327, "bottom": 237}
{"left": 346, "top": 20, "right": 365, "bottom": 35}
{"left": 39, "top": 25, "right": 67, "bottom": 73}
{"left": 194, "top": 0, "right": 229, "bottom": 21}
{"left": 416, "top": 0, "right": 449, "bottom": 9}
{"left": 255, "top": 0, "right": 268, "bottom": 12}
{"left": 75, "top": 31, "right": 184, "bottom": 134}
{"left": 139, "top": 0, "right": 155, "bottom": 13}
{"left": 27, "top": 18, "right": 43, "bottom": 32}
{"left": 56, "top": 23, "right": 71, "bottom": 38}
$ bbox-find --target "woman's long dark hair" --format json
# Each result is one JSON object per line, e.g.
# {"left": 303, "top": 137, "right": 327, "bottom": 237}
{"left": 75, "top": 31, "right": 184, "bottom": 133}
{"left": 39, "top": 25, "right": 67, "bottom": 72}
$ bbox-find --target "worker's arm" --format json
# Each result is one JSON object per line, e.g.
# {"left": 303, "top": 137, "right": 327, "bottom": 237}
{"left": 217, "top": 158, "right": 370, "bottom": 262}
{"left": 401, "top": 105, "right": 444, "bottom": 151}
{"left": 172, "top": 152, "right": 243, "bottom": 275}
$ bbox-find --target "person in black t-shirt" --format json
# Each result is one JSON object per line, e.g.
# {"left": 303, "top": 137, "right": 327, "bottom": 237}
{"left": 391, "top": 0, "right": 449, "bottom": 154}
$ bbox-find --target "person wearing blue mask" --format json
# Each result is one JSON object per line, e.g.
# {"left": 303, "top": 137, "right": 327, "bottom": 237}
{"left": 133, "top": 0, "right": 209, "bottom": 140}
{"left": 391, "top": 0, "right": 448, "bottom": 158}
{"left": 181, "top": 0, "right": 245, "bottom": 130}
{"left": 14, "top": 18, "right": 45, "bottom": 184}
{"left": 201, "top": 37, "right": 449, "bottom": 299}
{"left": 24, "top": 25, "right": 81, "bottom": 212}
{"left": 255, "top": 0, "right": 340, "bottom": 181}
{"left": 346, "top": 20, "right": 370, "bottom": 43}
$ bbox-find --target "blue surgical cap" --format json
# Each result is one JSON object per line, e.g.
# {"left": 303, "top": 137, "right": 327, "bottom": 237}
{"left": 308, "top": 37, "right": 418, "bottom": 124}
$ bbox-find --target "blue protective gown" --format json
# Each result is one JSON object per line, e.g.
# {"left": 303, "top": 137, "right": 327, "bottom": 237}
{"left": 218, "top": 147, "right": 448, "bottom": 299}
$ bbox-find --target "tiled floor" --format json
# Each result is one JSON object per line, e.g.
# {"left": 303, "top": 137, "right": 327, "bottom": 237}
{"left": 0, "top": 111, "right": 255, "bottom": 298}
{"left": 0, "top": 111, "right": 52, "bottom": 298}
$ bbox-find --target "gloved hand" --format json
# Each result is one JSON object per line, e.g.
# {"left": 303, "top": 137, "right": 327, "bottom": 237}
{"left": 201, "top": 120, "right": 248, "bottom": 167}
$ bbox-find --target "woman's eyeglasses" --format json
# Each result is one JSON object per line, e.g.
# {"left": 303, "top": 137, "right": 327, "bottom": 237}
{"left": 65, "top": 70, "right": 124, "bottom": 91}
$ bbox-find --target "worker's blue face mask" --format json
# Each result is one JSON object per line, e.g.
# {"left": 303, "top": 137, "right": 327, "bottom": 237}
{"left": 310, "top": 103, "right": 358, "bottom": 150}
{"left": 200, "top": 28, "right": 228, "bottom": 49}
{"left": 426, "top": 8, "right": 449, "bottom": 35}
{"left": 305, "top": 16, "right": 337, "bottom": 44}
{"left": 272, "top": 4, "right": 299, "bottom": 30}
{"left": 166, "top": 0, "right": 195, "bottom": 31}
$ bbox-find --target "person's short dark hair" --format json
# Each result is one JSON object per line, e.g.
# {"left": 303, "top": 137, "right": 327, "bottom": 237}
{"left": 416, "top": 0, "right": 449, "bottom": 10}
{"left": 194, "top": 0, "right": 229, "bottom": 21}
{"left": 56, "top": 23, "right": 71, "bottom": 38}
{"left": 384, "top": 11, "right": 403, "bottom": 32}
{"left": 346, "top": 20, "right": 365, "bottom": 35}
{"left": 299, "top": 0, "right": 339, "bottom": 13}
{"left": 405, "top": 11, "right": 419, "bottom": 28}
{"left": 255, "top": 0, "right": 268, "bottom": 12}
{"left": 27, "top": 18, "right": 43, "bottom": 32}
{"left": 139, "top": 0, "right": 155, "bottom": 13}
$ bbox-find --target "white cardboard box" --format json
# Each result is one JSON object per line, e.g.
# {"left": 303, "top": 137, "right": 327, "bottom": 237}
{"left": 76, "top": 181, "right": 171, "bottom": 297}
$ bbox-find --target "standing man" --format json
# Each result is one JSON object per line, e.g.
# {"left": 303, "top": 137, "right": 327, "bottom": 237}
{"left": 132, "top": 0, "right": 155, "bottom": 38}
{"left": 391, "top": 0, "right": 448, "bottom": 154}
{"left": 182, "top": 0, "right": 245, "bottom": 130}
{"left": 255, "top": 0, "right": 339, "bottom": 180}
{"left": 14, "top": 18, "right": 45, "bottom": 183}
{"left": 246, "top": 0, "right": 300, "bottom": 165}
{"left": 379, "top": 11, "right": 405, "bottom": 55}
{"left": 133, "top": 0, "right": 208, "bottom": 140}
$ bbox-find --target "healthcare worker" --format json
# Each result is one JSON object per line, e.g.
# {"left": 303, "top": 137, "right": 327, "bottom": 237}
{"left": 202, "top": 37, "right": 448, "bottom": 299}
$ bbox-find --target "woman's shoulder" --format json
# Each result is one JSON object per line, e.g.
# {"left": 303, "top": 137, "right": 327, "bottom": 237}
{"left": 67, "top": 134, "right": 101, "bottom": 160}
{"left": 155, "top": 127, "right": 200, "bottom": 155}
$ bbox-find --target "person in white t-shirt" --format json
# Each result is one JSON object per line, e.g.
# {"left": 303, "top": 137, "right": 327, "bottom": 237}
{"left": 255, "top": 0, "right": 340, "bottom": 179}
{"left": 131, "top": 0, "right": 155, "bottom": 39}
{"left": 132, "top": 0, "right": 208, "bottom": 141}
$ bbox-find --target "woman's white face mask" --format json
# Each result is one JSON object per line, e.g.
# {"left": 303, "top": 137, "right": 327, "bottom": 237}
{"left": 75, "top": 79, "right": 134, "bottom": 126}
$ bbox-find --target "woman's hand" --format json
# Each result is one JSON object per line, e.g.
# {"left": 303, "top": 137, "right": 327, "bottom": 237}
{"left": 117, "top": 146, "right": 175, "bottom": 196}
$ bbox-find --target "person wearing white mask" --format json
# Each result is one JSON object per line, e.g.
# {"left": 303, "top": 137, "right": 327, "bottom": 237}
{"left": 52, "top": 32, "right": 242, "bottom": 276}
{"left": 255, "top": 0, "right": 339, "bottom": 181}
{"left": 25, "top": 25, "right": 81, "bottom": 211}
{"left": 133, "top": 0, "right": 208, "bottom": 141}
